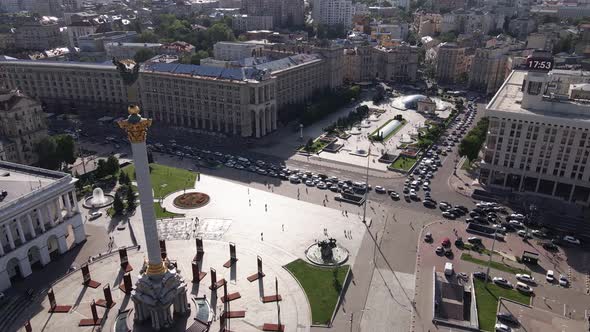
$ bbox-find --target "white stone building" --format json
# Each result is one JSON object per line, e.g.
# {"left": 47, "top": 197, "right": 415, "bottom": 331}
{"left": 312, "top": 0, "right": 354, "bottom": 27}
{"left": 0, "top": 161, "right": 86, "bottom": 291}
{"left": 480, "top": 69, "right": 590, "bottom": 205}
{"left": 213, "top": 42, "right": 264, "bottom": 61}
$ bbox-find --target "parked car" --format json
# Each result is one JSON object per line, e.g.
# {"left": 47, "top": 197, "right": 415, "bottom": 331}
{"left": 517, "top": 230, "right": 532, "bottom": 239}
{"left": 542, "top": 242, "right": 558, "bottom": 251}
{"left": 467, "top": 237, "right": 482, "bottom": 245}
{"left": 435, "top": 246, "right": 444, "bottom": 255}
{"left": 516, "top": 274, "right": 535, "bottom": 284}
{"left": 546, "top": 270, "right": 555, "bottom": 283}
{"left": 493, "top": 277, "right": 512, "bottom": 288}
{"left": 497, "top": 312, "right": 519, "bottom": 325}
{"left": 515, "top": 282, "right": 533, "bottom": 294}
{"left": 390, "top": 191, "right": 400, "bottom": 200}
{"left": 473, "top": 271, "right": 488, "bottom": 280}
{"left": 559, "top": 275, "right": 569, "bottom": 287}
{"left": 563, "top": 236, "right": 581, "bottom": 245}
{"left": 442, "top": 211, "right": 455, "bottom": 219}
{"left": 495, "top": 323, "right": 511, "bottom": 332}
{"left": 89, "top": 211, "right": 102, "bottom": 220}
{"left": 424, "top": 233, "right": 433, "bottom": 242}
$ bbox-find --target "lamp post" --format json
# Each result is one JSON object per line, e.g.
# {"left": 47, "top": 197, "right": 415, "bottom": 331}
{"left": 362, "top": 148, "right": 370, "bottom": 224}
{"left": 484, "top": 228, "right": 498, "bottom": 285}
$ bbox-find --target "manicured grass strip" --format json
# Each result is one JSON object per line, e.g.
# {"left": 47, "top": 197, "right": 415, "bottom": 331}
{"left": 154, "top": 202, "right": 183, "bottom": 219}
{"left": 474, "top": 279, "right": 531, "bottom": 331}
{"left": 370, "top": 119, "right": 407, "bottom": 141}
{"left": 389, "top": 155, "right": 417, "bottom": 171}
{"left": 461, "top": 253, "right": 529, "bottom": 275}
{"left": 122, "top": 163, "right": 197, "bottom": 198}
{"left": 298, "top": 139, "right": 331, "bottom": 154}
{"left": 285, "top": 259, "right": 349, "bottom": 325}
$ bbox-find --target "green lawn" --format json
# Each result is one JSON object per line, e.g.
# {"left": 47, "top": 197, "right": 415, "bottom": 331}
{"left": 389, "top": 155, "right": 417, "bottom": 171}
{"left": 154, "top": 202, "right": 183, "bottom": 219}
{"left": 461, "top": 253, "right": 529, "bottom": 275}
{"left": 474, "top": 279, "right": 531, "bottom": 331}
{"left": 299, "top": 139, "right": 331, "bottom": 154}
{"left": 370, "top": 119, "right": 407, "bottom": 141}
{"left": 285, "top": 259, "right": 349, "bottom": 325}
{"left": 122, "top": 164, "right": 197, "bottom": 198}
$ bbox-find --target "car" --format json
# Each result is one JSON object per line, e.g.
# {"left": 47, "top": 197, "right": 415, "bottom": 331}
{"left": 531, "top": 230, "right": 546, "bottom": 238}
{"left": 516, "top": 274, "right": 535, "bottom": 284}
{"left": 495, "top": 322, "right": 511, "bottom": 332}
{"left": 439, "top": 202, "right": 450, "bottom": 210}
{"left": 89, "top": 211, "right": 102, "bottom": 220}
{"left": 410, "top": 192, "right": 418, "bottom": 200}
{"left": 493, "top": 277, "right": 512, "bottom": 288}
{"left": 402, "top": 187, "right": 410, "bottom": 194}
{"left": 441, "top": 238, "right": 451, "bottom": 247}
{"left": 317, "top": 182, "right": 327, "bottom": 190}
{"left": 435, "top": 246, "right": 444, "bottom": 255}
{"left": 509, "top": 220, "right": 524, "bottom": 228}
{"left": 515, "top": 282, "right": 533, "bottom": 294}
{"left": 559, "top": 275, "right": 569, "bottom": 287}
{"left": 546, "top": 270, "right": 555, "bottom": 283}
{"left": 473, "top": 271, "right": 488, "bottom": 280}
{"left": 467, "top": 237, "right": 482, "bottom": 245}
{"left": 329, "top": 185, "right": 339, "bottom": 192}
{"left": 423, "top": 199, "right": 436, "bottom": 208}
{"left": 446, "top": 147, "right": 452, "bottom": 152}
{"left": 305, "top": 180, "right": 315, "bottom": 187}
{"left": 442, "top": 211, "right": 455, "bottom": 219}
{"left": 517, "top": 230, "right": 532, "bottom": 239}
{"left": 455, "top": 205, "right": 469, "bottom": 213}
{"left": 390, "top": 192, "right": 400, "bottom": 200}
{"left": 424, "top": 233, "right": 433, "bottom": 242}
{"left": 457, "top": 272, "right": 468, "bottom": 280}
{"left": 375, "top": 186, "right": 386, "bottom": 194}
{"left": 497, "top": 312, "right": 519, "bottom": 325}
{"left": 563, "top": 236, "right": 581, "bottom": 245}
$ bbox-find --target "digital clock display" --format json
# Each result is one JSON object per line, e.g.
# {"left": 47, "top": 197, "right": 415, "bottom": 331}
{"left": 526, "top": 58, "right": 554, "bottom": 71}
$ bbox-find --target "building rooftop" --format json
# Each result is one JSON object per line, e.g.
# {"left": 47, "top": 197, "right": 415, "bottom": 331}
{"left": 487, "top": 70, "right": 590, "bottom": 122}
{"left": 0, "top": 161, "right": 66, "bottom": 209}
{"left": 0, "top": 59, "right": 117, "bottom": 71}
{"left": 141, "top": 62, "right": 272, "bottom": 82}
{"left": 253, "top": 53, "right": 322, "bottom": 73}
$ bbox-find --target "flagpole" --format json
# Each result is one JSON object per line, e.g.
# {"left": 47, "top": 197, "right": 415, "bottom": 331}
{"left": 362, "top": 148, "right": 370, "bottom": 224}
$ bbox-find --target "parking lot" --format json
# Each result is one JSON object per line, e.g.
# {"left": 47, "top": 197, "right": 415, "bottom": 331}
{"left": 413, "top": 219, "right": 590, "bottom": 332}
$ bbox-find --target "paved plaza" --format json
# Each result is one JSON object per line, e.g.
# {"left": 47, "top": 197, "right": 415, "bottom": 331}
{"left": 20, "top": 174, "right": 370, "bottom": 331}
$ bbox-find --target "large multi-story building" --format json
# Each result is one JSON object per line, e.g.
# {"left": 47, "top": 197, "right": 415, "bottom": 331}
{"left": 436, "top": 43, "right": 467, "bottom": 84}
{"left": 140, "top": 63, "right": 276, "bottom": 137}
{"left": 14, "top": 17, "right": 64, "bottom": 51}
{"left": 67, "top": 20, "right": 99, "bottom": 48}
{"left": 312, "top": 0, "right": 354, "bottom": 27}
{"left": 480, "top": 67, "right": 590, "bottom": 205}
{"left": 105, "top": 42, "right": 163, "bottom": 60}
{"left": 213, "top": 42, "right": 264, "bottom": 61}
{"left": 242, "top": 0, "right": 304, "bottom": 28}
{"left": 0, "top": 89, "right": 48, "bottom": 165}
{"left": 373, "top": 44, "right": 419, "bottom": 82}
{"left": 469, "top": 41, "right": 524, "bottom": 95}
{"left": 0, "top": 161, "right": 86, "bottom": 291}
{"left": 232, "top": 15, "right": 274, "bottom": 32}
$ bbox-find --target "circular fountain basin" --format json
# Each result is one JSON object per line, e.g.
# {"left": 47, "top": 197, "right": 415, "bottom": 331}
{"left": 305, "top": 243, "right": 349, "bottom": 266}
{"left": 83, "top": 187, "right": 115, "bottom": 209}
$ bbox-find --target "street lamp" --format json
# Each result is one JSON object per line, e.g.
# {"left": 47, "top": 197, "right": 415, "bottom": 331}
{"left": 362, "top": 148, "right": 371, "bottom": 224}
{"left": 484, "top": 228, "right": 498, "bottom": 285}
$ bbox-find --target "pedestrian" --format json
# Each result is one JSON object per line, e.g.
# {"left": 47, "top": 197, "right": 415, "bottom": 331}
{"left": 345, "top": 210, "right": 348, "bottom": 216}
{"left": 344, "top": 230, "right": 347, "bottom": 238}
{"left": 282, "top": 224, "right": 284, "bottom": 231}
{"left": 323, "top": 201, "right": 326, "bottom": 206}
{"left": 306, "top": 188, "right": 308, "bottom": 194}
{"left": 265, "top": 204, "right": 267, "bottom": 212}
{"left": 249, "top": 199, "right": 251, "bottom": 206}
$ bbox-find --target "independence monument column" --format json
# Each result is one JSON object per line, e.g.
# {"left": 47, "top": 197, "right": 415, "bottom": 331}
{"left": 116, "top": 60, "right": 189, "bottom": 330}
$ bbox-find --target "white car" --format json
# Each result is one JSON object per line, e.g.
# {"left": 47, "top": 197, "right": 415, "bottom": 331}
{"left": 374, "top": 186, "right": 386, "bottom": 193}
{"left": 510, "top": 213, "right": 525, "bottom": 220}
{"left": 495, "top": 322, "right": 511, "bottom": 332}
{"left": 89, "top": 211, "right": 102, "bottom": 220}
{"left": 515, "top": 282, "right": 533, "bottom": 294}
{"left": 546, "top": 270, "right": 555, "bottom": 283}
{"left": 317, "top": 182, "right": 327, "bottom": 190}
{"left": 493, "top": 277, "right": 512, "bottom": 288}
{"left": 516, "top": 274, "right": 535, "bottom": 284}
{"left": 517, "top": 230, "right": 531, "bottom": 238}
{"left": 559, "top": 275, "right": 569, "bottom": 287}
{"left": 562, "top": 236, "right": 581, "bottom": 245}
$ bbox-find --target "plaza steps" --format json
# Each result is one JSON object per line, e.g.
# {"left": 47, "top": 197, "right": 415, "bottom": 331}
{"left": 0, "top": 292, "right": 30, "bottom": 332}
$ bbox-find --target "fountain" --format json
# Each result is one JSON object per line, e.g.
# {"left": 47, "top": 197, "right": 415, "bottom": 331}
{"left": 305, "top": 238, "right": 349, "bottom": 266}
{"left": 83, "top": 187, "right": 115, "bottom": 208}
{"left": 360, "top": 120, "right": 371, "bottom": 128}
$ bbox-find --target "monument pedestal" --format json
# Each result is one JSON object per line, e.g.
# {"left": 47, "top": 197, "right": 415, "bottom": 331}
{"left": 132, "top": 267, "right": 190, "bottom": 331}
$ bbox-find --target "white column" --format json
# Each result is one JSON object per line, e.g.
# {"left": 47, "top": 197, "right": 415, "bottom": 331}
{"left": 55, "top": 199, "right": 63, "bottom": 222}
{"left": 46, "top": 205, "right": 55, "bottom": 227}
{"left": 0, "top": 238, "right": 4, "bottom": 255}
{"left": 261, "top": 109, "right": 267, "bottom": 136}
{"left": 57, "top": 235, "right": 68, "bottom": 254}
{"left": 18, "top": 257, "right": 32, "bottom": 278}
{"left": 39, "top": 246, "right": 51, "bottom": 266}
{"left": 4, "top": 224, "right": 15, "bottom": 250}
{"left": 36, "top": 208, "right": 46, "bottom": 233}
{"left": 71, "top": 190, "right": 79, "bottom": 212}
{"left": 16, "top": 219, "right": 26, "bottom": 244}
{"left": 26, "top": 214, "right": 36, "bottom": 238}
{"left": 255, "top": 111, "right": 261, "bottom": 138}
{"left": 64, "top": 193, "right": 72, "bottom": 216}
{"left": 130, "top": 141, "right": 163, "bottom": 267}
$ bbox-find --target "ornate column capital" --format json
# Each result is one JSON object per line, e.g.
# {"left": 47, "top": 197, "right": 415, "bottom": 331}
{"left": 117, "top": 105, "right": 152, "bottom": 143}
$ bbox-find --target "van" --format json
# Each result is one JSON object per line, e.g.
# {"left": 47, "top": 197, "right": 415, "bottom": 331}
{"left": 444, "top": 262, "right": 453, "bottom": 276}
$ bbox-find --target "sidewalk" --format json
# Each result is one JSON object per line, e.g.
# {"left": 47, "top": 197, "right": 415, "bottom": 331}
{"left": 447, "top": 157, "right": 483, "bottom": 198}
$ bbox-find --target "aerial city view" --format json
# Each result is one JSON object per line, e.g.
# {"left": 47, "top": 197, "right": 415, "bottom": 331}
{"left": 0, "top": 0, "right": 590, "bottom": 332}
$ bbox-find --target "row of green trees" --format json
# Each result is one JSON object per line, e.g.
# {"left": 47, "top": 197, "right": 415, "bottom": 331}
{"left": 300, "top": 86, "right": 361, "bottom": 125}
{"left": 112, "top": 171, "right": 136, "bottom": 216}
{"left": 324, "top": 104, "right": 370, "bottom": 133}
{"left": 35, "top": 135, "right": 76, "bottom": 171}
{"left": 459, "top": 117, "right": 489, "bottom": 161}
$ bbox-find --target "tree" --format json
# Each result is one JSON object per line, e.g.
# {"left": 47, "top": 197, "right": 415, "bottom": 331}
{"left": 126, "top": 187, "right": 136, "bottom": 212}
{"left": 106, "top": 156, "right": 120, "bottom": 176}
{"left": 305, "top": 138, "right": 314, "bottom": 151}
{"left": 95, "top": 159, "right": 107, "bottom": 178}
{"left": 55, "top": 134, "right": 76, "bottom": 166}
{"left": 191, "top": 50, "right": 210, "bottom": 64}
{"left": 119, "top": 171, "right": 129, "bottom": 185}
{"left": 137, "top": 31, "right": 159, "bottom": 43}
{"left": 35, "top": 137, "right": 60, "bottom": 170}
{"left": 113, "top": 193, "right": 125, "bottom": 215}
{"left": 134, "top": 48, "right": 155, "bottom": 63}
{"left": 440, "top": 31, "right": 457, "bottom": 43}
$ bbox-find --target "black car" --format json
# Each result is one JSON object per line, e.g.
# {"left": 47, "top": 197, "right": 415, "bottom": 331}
{"left": 455, "top": 205, "right": 469, "bottom": 213}
{"left": 472, "top": 207, "right": 485, "bottom": 214}
{"left": 473, "top": 216, "right": 488, "bottom": 224}
{"left": 497, "top": 312, "right": 519, "bottom": 325}
{"left": 473, "top": 271, "right": 488, "bottom": 280}
{"left": 542, "top": 242, "right": 559, "bottom": 251}
{"left": 469, "top": 211, "right": 481, "bottom": 218}
{"left": 423, "top": 200, "right": 436, "bottom": 208}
